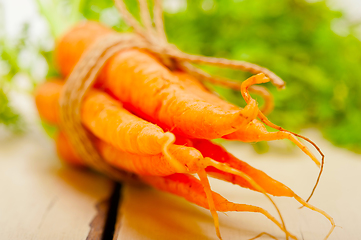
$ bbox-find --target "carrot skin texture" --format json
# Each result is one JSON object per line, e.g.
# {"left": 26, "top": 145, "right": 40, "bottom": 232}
{"left": 35, "top": 80, "right": 171, "bottom": 155}
{"left": 54, "top": 130, "right": 205, "bottom": 176}
{"left": 173, "top": 71, "right": 239, "bottom": 111}
{"left": 56, "top": 22, "right": 257, "bottom": 139}
{"left": 97, "top": 140, "right": 203, "bottom": 176}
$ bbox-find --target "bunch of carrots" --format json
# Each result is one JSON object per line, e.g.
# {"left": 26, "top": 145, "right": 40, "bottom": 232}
{"left": 35, "top": 21, "right": 334, "bottom": 239}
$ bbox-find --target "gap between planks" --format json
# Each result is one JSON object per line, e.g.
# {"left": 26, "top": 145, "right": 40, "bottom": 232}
{"left": 87, "top": 182, "right": 123, "bottom": 240}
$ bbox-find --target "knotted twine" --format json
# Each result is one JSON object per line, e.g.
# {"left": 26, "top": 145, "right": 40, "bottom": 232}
{"left": 58, "top": 0, "right": 284, "bottom": 182}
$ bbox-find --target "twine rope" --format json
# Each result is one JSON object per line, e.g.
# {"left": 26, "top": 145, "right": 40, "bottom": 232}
{"left": 59, "top": 0, "right": 283, "bottom": 181}
{"left": 59, "top": 34, "right": 149, "bottom": 182}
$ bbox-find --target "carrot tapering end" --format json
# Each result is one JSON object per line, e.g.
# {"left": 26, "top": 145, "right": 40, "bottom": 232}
{"left": 162, "top": 132, "right": 187, "bottom": 172}
{"left": 203, "top": 157, "right": 295, "bottom": 240}
{"left": 197, "top": 169, "right": 223, "bottom": 240}
{"left": 249, "top": 232, "right": 278, "bottom": 240}
{"left": 294, "top": 195, "right": 335, "bottom": 240}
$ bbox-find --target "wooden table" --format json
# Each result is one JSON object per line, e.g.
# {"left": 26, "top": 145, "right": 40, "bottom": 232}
{"left": 1, "top": 126, "right": 361, "bottom": 240}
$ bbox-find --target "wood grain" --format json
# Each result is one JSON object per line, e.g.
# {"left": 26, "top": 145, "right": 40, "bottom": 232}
{"left": 0, "top": 131, "right": 114, "bottom": 240}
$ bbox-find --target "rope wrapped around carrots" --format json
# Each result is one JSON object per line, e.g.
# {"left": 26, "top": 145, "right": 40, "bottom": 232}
{"left": 34, "top": 0, "right": 335, "bottom": 239}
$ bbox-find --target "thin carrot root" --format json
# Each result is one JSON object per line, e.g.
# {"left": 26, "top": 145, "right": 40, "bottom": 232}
{"left": 266, "top": 131, "right": 320, "bottom": 167}
{"left": 191, "top": 138, "right": 294, "bottom": 197}
{"left": 294, "top": 195, "right": 335, "bottom": 240}
{"left": 198, "top": 140, "right": 331, "bottom": 238}
{"left": 241, "top": 73, "right": 320, "bottom": 164}
{"left": 240, "top": 73, "right": 324, "bottom": 203}
{"left": 257, "top": 110, "right": 323, "bottom": 169}
{"left": 197, "top": 169, "right": 222, "bottom": 239}
{"left": 202, "top": 157, "right": 295, "bottom": 240}
{"left": 235, "top": 73, "right": 269, "bottom": 130}
{"left": 211, "top": 165, "right": 333, "bottom": 240}
{"left": 257, "top": 110, "right": 325, "bottom": 203}
{"left": 225, "top": 121, "right": 320, "bottom": 168}
{"left": 241, "top": 73, "right": 271, "bottom": 103}
{"left": 160, "top": 132, "right": 187, "bottom": 172}
{"left": 249, "top": 232, "right": 278, "bottom": 240}
{"left": 142, "top": 173, "right": 297, "bottom": 240}
{"left": 249, "top": 85, "right": 274, "bottom": 116}
{"left": 208, "top": 140, "right": 333, "bottom": 240}
{"left": 240, "top": 98, "right": 259, "bottom": 130}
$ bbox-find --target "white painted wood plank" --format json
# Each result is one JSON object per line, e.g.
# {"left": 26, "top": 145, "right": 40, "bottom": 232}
{"left": 0, "top": 130, "right": 114, "bottom": 240}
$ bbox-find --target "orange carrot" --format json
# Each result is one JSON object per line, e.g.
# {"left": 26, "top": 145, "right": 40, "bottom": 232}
{"left": 35, "top": 80, "right": 176, "bottom": 156}
{"left": 56, "top": 21, "right": 259, "bottom": 139}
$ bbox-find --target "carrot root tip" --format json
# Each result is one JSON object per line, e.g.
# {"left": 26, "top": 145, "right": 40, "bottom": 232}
{"left": 161, "top": 132, "right": 187, "bottom": 172}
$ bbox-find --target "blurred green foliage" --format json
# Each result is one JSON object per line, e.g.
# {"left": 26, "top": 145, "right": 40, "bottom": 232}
{"left": 1, "top": 0, "right": 361, "bottom": 152}
{"left": 0, "top": 24, "right": 31, "bottom": 133}
{"left": 162, "top": 0, "right": 361, "bottom": 152}
{"left": 0, "top": 89, "right": 23, "bottom": 132}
